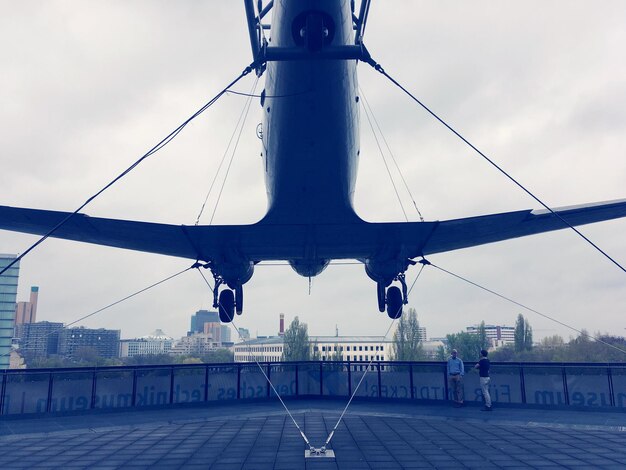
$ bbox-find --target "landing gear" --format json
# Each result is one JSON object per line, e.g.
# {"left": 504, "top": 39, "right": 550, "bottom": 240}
{"left": 386, "top": 286, "right": 403, "bottom": 319}
{"left": 374, "top": 275, "right": 409, "bottom": 319}
{"left": 204, "top": 260, "right": 253, "bottom": 323}
{"left": 377, "top": 282, "right": 386, "bottom": 312}
{"left": 218, "top": 289, "right": 235, "bottom": 323}
{"left": 235, "top": 283, "right": 243, "bottom": 315}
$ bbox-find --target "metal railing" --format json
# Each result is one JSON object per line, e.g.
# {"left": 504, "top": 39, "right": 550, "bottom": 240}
{"left": 1, "top": 361, "right": 625, "bottom": 415}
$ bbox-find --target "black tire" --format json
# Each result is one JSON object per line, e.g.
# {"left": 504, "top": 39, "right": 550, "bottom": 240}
{"left": 218, "top": 289, "right": 235, "bottom": 323}
{"left": 235, "top": 284, "right": 243, "bottom": 315}
{"left": 377, "top": 282, "right": 386, "bottom": 313}
{"left": 386, "top": 286, "right": 403, "bottom": 319}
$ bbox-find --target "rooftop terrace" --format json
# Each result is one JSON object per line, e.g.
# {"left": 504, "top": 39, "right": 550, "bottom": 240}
{"left": 1, "top": 361, "right": 625, "bottom": 468}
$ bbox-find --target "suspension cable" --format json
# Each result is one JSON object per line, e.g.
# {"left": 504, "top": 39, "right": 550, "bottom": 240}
{"left": 425, "top": 260, "right": 626, "bottom": 357}
{"left": 208, "top": 76, "right": 260, "bottom": 225}
{"left": 195, "top": 77, "right": 260, "bottom": 225}
{"left": 361, "top": 88, "right": 408, "bottom": 221}
{"left": 195, "top": 268, "right": 316, "bottom": 451}
{"left": 360, "top": 88, "right": 425, "bottom": 222}
{"left": 2, "top": 264, "right": 196, "bottom": 361}
{"left": 321, "top": 263, "right": 426, "bottom": 451}
{"left": 0, "top": 63, "right": 259, "bottom": 277}
{"left": 365, "top": 59, "right": 625, "bottom": 274}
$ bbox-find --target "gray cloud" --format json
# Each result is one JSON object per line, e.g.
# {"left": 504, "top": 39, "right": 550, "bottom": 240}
{"left": 1, "top": 1, "right": 624, "bottom": 344}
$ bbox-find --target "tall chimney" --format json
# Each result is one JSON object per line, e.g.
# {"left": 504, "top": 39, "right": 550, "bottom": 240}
{"left": 279, "top": 313, "right": 285, "bottom": 336}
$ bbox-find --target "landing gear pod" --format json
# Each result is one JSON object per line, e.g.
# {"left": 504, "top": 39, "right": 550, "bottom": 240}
{"left": 386, "top": 286, "right": 403, "bottom": 319}
{"left": 218, "top": 289, "right": 235, "bottom": 323}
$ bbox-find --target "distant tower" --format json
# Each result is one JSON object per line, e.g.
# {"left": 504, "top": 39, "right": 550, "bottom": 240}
{"left": 279, "top": 313, "right": 285, "bottom": 336}
{"left": 15, "top": 286, "right": 39, "bottom": 325}
{"left": 0, "top": 254, "right": 19, "bottom": 369}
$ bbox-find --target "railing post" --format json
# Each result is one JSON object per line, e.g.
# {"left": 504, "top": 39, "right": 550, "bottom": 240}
{"left": 266, "top": 363, "right": 271, "bottom": 397}
{"left": 131, "top": 369, "right": 138, "bottom": 407}
{"left": 0, "top": 371, "right": 7, "bottom": 415}
{"left": 409, "top": 364, "right": 414, "bottom": 400}
{"left": 169, "top": 366, "right": 175, "bottom": 404}
{"left": 90, "top": 369, "right": 98, "bottom": 409}
{"left": 319, "top": 362, "right": 323, "bottom": 396}
{"left": 46, "top": 372, "right": 54, "bottom": 413}
{"left": 520, "top": 364, "right": 526, "bottom": 404}
{"left": 295, "top": 364, "right": 299, "bottom": 397}
{"left": 347, "top": 360, "right": 352, "bottom": 397}
{"left": 204, "top": 365, "right": 209, "bottom": 402}
{"left": 237, "top": 364, "right": 241, "bottom": 399}
{"left": 607, "top": 366, "right": 615, "bottom": 407}
{"left": 562, "top": 366, "right": 570, "bottom": 405}
{"left": 377, "top": 362, "right": 382, "bottom": 398}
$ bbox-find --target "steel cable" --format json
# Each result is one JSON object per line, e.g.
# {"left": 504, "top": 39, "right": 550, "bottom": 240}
{"left": 365, "top": 59, "right": 625, "bottom": 274}
{"left": 0, "top": 63, "right": 258, "bottom": 277}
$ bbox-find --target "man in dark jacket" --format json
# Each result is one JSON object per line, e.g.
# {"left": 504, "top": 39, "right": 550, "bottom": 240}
{"left": 474, "top": 349, "right": 492, "bottom": 411}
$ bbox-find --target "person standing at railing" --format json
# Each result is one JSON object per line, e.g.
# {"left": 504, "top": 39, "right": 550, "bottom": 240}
{"left": 447, "top": 349, "right": 465, "bottom": 406}
{"left": 474, "top": 349, "right": 492, "bottom": 411}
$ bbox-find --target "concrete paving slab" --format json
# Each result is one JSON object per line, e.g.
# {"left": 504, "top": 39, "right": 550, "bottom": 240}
{"left": 0, "top": 399, "right": 625, "bottom": 469}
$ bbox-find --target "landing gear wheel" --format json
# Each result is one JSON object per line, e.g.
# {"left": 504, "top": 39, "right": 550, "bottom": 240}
{"left": 235, "top": 284, "right": 243, "bottom": 315}
{"left": 218, "top": 289, "right": 235, "bottom": 323}
{"left": 386, "top": 286, "right": 403, "bottom": 319}
{"left": 377, "top": 282, "right": 386, "bottom": 313}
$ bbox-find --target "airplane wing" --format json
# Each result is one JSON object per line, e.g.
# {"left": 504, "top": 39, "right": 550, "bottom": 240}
{"left": 419, "top": 199, "right": 626, "bottom": 256}
{"left": 0, "top": 199, "right": 625, "bottom": 262}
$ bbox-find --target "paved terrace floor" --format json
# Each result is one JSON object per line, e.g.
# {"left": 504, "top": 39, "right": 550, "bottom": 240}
{"left": 1, "top": 400, "right": 625, "bottom": 469}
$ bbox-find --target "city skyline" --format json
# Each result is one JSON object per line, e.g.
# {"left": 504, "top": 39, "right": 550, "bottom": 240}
{"left": 1, "top": 2, "right": 624, "bottom": 343}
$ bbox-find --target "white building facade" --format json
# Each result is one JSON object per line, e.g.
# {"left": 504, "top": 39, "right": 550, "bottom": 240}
{"left": 119, "top": 329, "right": 173, "bottom": 357}
{"left": 466, "top": 324, "right": 515, "bottom": 348}
{"left": 234, "top": 336, "right": 444, "bottom": 362}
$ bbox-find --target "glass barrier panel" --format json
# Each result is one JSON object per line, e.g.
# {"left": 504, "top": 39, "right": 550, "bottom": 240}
{"left": 565, "top": 367, "right": 611, "bottom": 407}
{"left": 173, "top": 367, "right": 206, "bottom": 404}
{"left": 297, "top": 363, "right": 321, "bottom": 396}
{"left": 207, "top": 365, "right": 237, "bottom": 401}
{"left": 3, "top": 372, "right": 50, "bottom": 414}
{"left": 49, "top": 371, "right": 93, "bottom": 412}
{"left": 94, "top": 369, "right": 133, "bottom": 409}
{"left": 239, "top": 364, "right": 268, "bottom": 399}
{"left": 322, "top": 362, "right": 349, "bottom": 397}
{"left": 135, "top": 368, "right": 171, "bottom": 407}
{"left": 269, "top": 364, "right": 297, "bottom": 397}
{"left": 379, "top": 364, "right": 411, "bottom": 399}
{"left": 412, "top": 364, "right": 446, "bottom": 401}
{"left": 488, "top": 364, "right": 522, "bottom": 404}
{"left": 350, "top": 363, "right": 379, "bottom": 398}
{"left": 609, "top": 366, "right": 626, "bottom": 409}
{"left": 523, "top": 366, "right": 566, "bottom": 405}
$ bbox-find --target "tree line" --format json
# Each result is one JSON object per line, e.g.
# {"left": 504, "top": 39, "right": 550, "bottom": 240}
{"left": 282, "top": 313, "right": 626, "bottom": 363}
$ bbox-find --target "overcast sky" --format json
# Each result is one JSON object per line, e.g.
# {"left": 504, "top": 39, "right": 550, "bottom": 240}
{"left": 1, "top": 1, "right": 624, "bottom": 345}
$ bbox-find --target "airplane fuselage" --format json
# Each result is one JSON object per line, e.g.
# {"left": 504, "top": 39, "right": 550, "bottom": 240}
{"left": 261, "top": 1, "right": 361, "bottom": 226}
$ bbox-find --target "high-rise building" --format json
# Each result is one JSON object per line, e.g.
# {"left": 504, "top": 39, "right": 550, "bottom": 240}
{"left": 15, "top": 321, "right": 64, "bottom": 358}
{"left": 15, "top": 286, "right": 39, "bottom": 325}
{"left": 0, "top": 254, "right": 19, "bottom": 369}
{"left": 189, "top": 310, "right": 219, "bottom": 333}
{"left": 58, "top": 327, "right": 121, "bottom": 359}
{"left": 189, "top": 309, "right": 231, "bottom": 343}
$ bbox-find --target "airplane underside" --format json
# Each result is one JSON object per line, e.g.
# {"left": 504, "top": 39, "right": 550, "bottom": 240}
{"left": 1, "top": 1, "right": 625, "bottom": 322}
